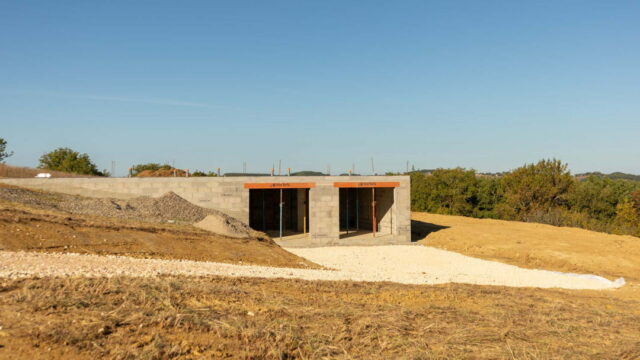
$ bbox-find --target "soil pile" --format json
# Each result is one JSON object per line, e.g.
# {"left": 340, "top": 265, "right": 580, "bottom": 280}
{"left": 136, "top": 168, "right": 186, "bottom": 177}
{"left": 0, "top": 201, "right": 317, "bottom": 267}
{"left": 195, "top": 215, "right": 252, "bottom": 239}
{"left": 0, "top": 184, "right": 252, "bottom": 233}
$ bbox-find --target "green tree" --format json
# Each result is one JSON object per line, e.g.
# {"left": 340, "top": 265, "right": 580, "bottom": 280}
{"left": 0, "top": 137, "right": 13, "bottom": 162}
{"left": 475, "top": 176, "right": 501, "bottom": 218}
{"left": 498, "top": 159, "right": 574, "bottom": 220}
{"left": 631, "top": 190, "right": 640, "bottom": 213}
{"left": 39, "top": 147, "right": 104, "bottom": 176}
{"left": 410, "top": 168, "right": 478, "bottom": 216}
{"left": 612, "top": 199, "right": 640, "bottom": 236}
{"left": 569, "top": 176, "right": 639, "bottom": 221}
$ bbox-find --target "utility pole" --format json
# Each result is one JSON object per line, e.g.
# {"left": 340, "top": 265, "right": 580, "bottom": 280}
{"left": 111, "top": 161, "right": 116, "bottom": 177}
{"left": 278, "top": 160, "right": 281, "bottom": 176}
{"left": 371, "top": 157, "right": 375, "bottom": 175}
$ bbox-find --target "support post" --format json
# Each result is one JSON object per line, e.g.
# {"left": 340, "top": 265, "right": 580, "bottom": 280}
{"left": 356, "top": 190, "right": 359, "bottom": 230}
{"left": 262, "top": 193, "right": 266, "bottom": 231}
{"left": 372, "top": 188, "right": 377, "bottom": 237}
{"left": 346, "top": 189, "right": 349, "bottom": 235}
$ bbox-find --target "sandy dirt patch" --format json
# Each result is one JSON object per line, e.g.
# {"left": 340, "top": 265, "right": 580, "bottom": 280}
{"left": 412, "top": 212, "right": 640, "bottom": 282}
{"left": 194, "top": 214, "right": 253, "bottom": 238}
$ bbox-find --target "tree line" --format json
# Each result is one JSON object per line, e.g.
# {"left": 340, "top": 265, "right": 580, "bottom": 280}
{"left": 410, "top": 159, "right": 640, "bottom": 237}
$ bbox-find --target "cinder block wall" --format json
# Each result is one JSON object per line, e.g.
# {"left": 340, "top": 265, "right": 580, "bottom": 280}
{"left": 0, "top": 176, "right": 411, "bottom": 244}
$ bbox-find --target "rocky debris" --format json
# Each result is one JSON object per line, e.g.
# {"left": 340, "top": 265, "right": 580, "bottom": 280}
{"left": 0, "top": 185, "right": 238, "bottom": 227}
{"left": 56, "top": 192, "right": 216, "bottom": 223}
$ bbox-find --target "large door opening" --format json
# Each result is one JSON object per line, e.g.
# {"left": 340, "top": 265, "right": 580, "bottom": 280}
{"left": 339, "top": 187, "right": 394, "bottom": 239}
{"left": 249, "top": 188, "right": 309, "bottom": 239}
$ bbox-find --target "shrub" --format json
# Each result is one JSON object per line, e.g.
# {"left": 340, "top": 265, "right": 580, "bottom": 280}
{"left": 39, "top": 148, "right": 104, "bottom": 176}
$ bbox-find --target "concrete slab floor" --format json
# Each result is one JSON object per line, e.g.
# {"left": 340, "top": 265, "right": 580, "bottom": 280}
{"left": 276, "top": 231, "right": 405, "bottom": 248}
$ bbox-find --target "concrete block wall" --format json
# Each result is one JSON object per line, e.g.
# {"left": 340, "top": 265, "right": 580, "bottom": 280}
{"left": 0, "top": 175, "right": 411, "bottom": 245}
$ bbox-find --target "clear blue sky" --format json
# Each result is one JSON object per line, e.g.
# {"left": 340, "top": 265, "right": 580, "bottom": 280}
{"left": 1, "top": 0, "right": 639, "bottom": 176}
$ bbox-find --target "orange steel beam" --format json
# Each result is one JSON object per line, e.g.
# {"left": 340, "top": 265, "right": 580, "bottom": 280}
{"left": 244, "top": 182, "right": 316, "bottom": 189}
{"left": 333, "top": 181, "right": 400, "bottom": 188}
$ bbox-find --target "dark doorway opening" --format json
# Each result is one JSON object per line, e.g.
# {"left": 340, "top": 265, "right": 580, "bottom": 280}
{"left": 249, "top": 188, "right": 309, "bottom": 238}
{"left": 339, "top": 187, "right": 394, "bottom": 239}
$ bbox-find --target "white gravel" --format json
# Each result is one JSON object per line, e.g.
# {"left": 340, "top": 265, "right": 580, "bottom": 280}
{"left": 0, "top": 246, "right": 625, "bottom": 290}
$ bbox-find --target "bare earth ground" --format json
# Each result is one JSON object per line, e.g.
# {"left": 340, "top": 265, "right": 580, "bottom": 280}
{"left": 0, "top": 200, "right": 316, "bottom": 269}
{"left": 412, "top": 213, "right": 640, "bottom": 299}
{"left": 0, "top": 186, "right": 639, "bottom": 358}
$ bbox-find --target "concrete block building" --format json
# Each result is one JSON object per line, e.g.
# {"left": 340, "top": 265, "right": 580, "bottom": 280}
{"left": 0, "top": 176, "right": 411, "bottom": 246}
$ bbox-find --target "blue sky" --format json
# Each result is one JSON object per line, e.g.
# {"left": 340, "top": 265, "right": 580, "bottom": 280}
{"left": 1, "top": 0, "right": 639, "bottom": 175}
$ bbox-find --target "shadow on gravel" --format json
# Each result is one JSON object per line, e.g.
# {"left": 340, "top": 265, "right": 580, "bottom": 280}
{"left": 411, "top": 220, "right": 449, "bottom": 242}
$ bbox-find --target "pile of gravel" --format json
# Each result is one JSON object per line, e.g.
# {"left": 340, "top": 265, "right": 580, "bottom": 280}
{"left": 57, "top": 192, "right": 214, "bottom": 223}
{"left": 0, "top": 185, "right": 224, "bottom": 225}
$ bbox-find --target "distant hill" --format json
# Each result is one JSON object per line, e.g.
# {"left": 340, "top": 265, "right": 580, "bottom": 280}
{"left": 576, "top": 172, "right": 640, "bottom": 182}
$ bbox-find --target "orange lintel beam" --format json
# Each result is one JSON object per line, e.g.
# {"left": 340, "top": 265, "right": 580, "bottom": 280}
{"left": 244, "top": 182, "right": 316, "bottom": 189}
{"left": 333, "top": 181, "right": 400, "bottom": 188}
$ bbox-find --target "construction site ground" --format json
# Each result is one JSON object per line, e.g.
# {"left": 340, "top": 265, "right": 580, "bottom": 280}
{"left": 0, "top": 184, "right": 639, "bottom": 358}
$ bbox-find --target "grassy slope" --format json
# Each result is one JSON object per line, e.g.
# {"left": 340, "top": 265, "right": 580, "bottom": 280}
{"left": 413, "top": 212, "right": 640, "bottom": 282}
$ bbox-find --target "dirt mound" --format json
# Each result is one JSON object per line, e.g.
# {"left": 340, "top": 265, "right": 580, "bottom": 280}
{"left": 0, "top": 184, "right": 274, "bottom": 240}
{"left": 0, "top": 184, "right": 214, "bottom": 224}
{"left": 136, "top": 168, "right": 186, "bottom": 177}
{"left": 56, "top": 191, "right": 214, "bottom": 223}
{"left": 195, "top": 214, "right": 252, "bottom": 238}
{"left": 0, "top": 201, "right": 316, "bottom": 267}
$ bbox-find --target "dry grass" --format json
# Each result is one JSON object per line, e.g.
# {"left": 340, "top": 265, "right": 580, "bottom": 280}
{"left": 412, "top": 212, "right": 640, "bottom": 282}
{"left": 0, "top": 276, "right": 639, "bottom": 359}
{"left": 0, "top": 164, "right": 92, "bottom": 178}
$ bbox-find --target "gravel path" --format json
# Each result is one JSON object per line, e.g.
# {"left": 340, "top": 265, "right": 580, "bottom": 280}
{"left": 0, "top": 246, "right": 625, "bottom": 290}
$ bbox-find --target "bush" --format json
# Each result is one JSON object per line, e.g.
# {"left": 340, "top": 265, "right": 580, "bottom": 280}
{"left": 39, "top": 148, "right": 104, "bottom": 176}
{"left": 191, "top": 170, "right": 218, "bottom": 177}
